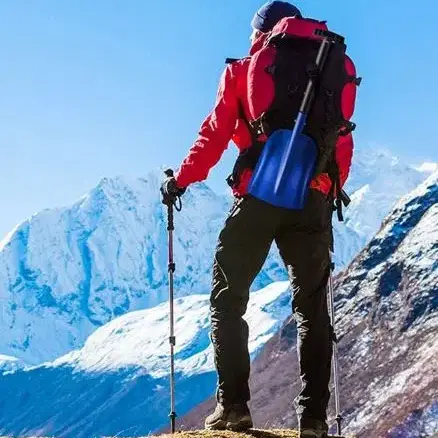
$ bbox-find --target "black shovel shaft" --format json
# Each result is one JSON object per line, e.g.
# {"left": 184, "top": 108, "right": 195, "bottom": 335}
{"left": 300, "top": 30, "right": 345, "bottom": 115}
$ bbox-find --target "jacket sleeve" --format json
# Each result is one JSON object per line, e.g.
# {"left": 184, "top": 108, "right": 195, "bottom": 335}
{"left": 336, "top": 132, "right": 354, "bottom": 188}
{"left": 175, "top": 65, "right": 239, "bottom": 188}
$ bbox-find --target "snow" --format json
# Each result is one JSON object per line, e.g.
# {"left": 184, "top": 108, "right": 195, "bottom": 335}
{"left": 348, "top": 333, "right": 438, "bottom": 435}
{"left": 336, "top": 170, "right": 438, "bottom": 329}
{"left": 333, "top": 170, "right": 438, "bottom": 437}
{"left": 0, "top": 354, "right": 27, "bottom": 372}
{"left": 0, "top": 151, "right": 435, "bottom": 437}
{"left": 53, "top": 281, "right": 291, "bottom": 377}
{"left": 0, "top": 171, "right": 235, "bottom": 364}
{"left": 0, "top": 149, "right": 434, "bottom": 366}
{"left": 415, "top": 162, "right": 438, "bottom": 173}
{"left": 0, "top": 281, "right": 292, "bottom": 437}
{"left": 398, "top": 204, "right": 438, "bottom": 270}
{"left": 388, "top": 402, "right": 438, "bottom": 438}
{"left": 333, "top": 148, "right": 435, "bottom": 269}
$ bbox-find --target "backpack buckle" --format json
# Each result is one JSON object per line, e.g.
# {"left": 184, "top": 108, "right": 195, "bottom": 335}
{"left": 339, "top": 120, "right": 356, "bottom": 136}
{"left": 251, "top": 114, "right": 271, "bottom": 137}
{"left": 348, "top": 75, "right": 362, "bottom": 86}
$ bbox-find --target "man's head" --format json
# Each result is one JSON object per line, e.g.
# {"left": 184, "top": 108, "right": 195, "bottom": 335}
{"left": 251, "top": 1, "right": 302, "bottom": 43}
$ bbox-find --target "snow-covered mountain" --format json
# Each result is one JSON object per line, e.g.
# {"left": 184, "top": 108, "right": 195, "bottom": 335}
{"left": 56, "top": 281, "right": 291, "bottom": 376}
{"left": 335, "top": 170, "right": 438, "bottom": 437}
{"left": 0, "top": 149, "right": 433, "bottom": 367}
{"left": 0, "top": 172, "right": 234, "bottom": 364}
{"left": 0, "top": 282, "right": 291, "bottom": 437}
{"left": 0, "top": 148, "right": 435, "bottom": 436}
{"left": 333, "top": 147, "right": 432, "bottom": 267}
{"left": 181, "top": 170, "right": 438, "bottom": 437}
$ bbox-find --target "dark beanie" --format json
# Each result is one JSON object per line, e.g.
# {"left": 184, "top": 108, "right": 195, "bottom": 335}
{"left": 252, "top": 1, "right": 302, "bottom": 32}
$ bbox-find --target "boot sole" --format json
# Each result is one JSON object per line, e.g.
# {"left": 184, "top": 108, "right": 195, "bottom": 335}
{"left": 299, "top": 432, "right": 328, "bottom": 438}
{"left": 205, "top": 419, "right": 253, "bottom": 431}
{"left": 205, "top": 419, "right": 227, "bottom": 431}
{"left": 226, "top": 419, "right": 253, "bottom": 432}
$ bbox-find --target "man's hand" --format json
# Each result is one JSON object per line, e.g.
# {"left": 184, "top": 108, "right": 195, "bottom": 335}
{"left": 161, "top": 176, "right": 186, "bottom": 205}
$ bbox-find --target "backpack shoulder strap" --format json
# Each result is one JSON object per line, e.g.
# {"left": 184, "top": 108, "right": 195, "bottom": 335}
{"left": 237, "top": 100, "right": 258, "bottom": 143}
{"left": 223, "top": 57, "right": 265, "bottom": 189}
{"left": 225, "top": 57, "right": 250, "bottom": 64}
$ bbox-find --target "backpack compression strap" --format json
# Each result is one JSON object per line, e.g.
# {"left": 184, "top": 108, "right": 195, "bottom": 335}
{"left": 226, "top": 99, "right": 265, "bottom": 189}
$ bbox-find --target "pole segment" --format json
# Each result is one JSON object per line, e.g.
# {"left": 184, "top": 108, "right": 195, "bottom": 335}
{"left": 163, "top": 168, "right": 179, "bottom": 434}
{"left": 328, "top": 260, "right": 343, "bottom": 436}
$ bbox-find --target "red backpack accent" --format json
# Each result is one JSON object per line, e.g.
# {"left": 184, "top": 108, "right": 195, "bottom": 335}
{"left": 342, "top": 55, "right": 358, "bottom": 121}
{"left": 227, "top": 16, "right": 360, "bottom": 219}
{"left": 246, "top": 17, "right": 358, "bottom": 135}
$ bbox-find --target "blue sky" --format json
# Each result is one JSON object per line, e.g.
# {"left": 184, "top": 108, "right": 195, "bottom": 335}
{"left": 0, "top": 0, "right": 436, "bottom": 237}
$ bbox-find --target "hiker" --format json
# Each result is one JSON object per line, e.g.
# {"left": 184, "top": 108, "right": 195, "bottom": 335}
{"left": 161, "top": 1, "right": 358, "bottom": 437}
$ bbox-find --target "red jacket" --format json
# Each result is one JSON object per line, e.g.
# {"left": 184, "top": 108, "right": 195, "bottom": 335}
{"left": 175, "top": 37, "right": 354, "bottom": 197}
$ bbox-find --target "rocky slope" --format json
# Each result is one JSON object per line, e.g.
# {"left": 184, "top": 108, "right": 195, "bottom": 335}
{"left": 181, "top": 171, "right": 438, "bottom": 438}
{"left": 0, "top": 149, "right": 431, "bottom": 366}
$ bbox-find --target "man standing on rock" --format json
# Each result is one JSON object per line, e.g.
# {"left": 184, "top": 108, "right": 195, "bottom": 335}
{"left": 161, "top": 2, "right": 358, "bottom": 437}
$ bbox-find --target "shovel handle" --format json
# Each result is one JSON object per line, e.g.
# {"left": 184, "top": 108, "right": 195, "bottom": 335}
{"left": 300, "top": 29, "right": 346, "bottom": 115}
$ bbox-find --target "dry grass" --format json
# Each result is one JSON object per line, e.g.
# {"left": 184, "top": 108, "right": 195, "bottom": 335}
{"left": 0, "top": 429, "right": 352, "bottom": 438}
{"left": 158, "top": 429, "right": 349, "bottom": 438}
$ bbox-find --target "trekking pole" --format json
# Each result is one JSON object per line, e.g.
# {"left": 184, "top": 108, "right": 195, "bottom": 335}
{"left": 328, "top": 259, "right": 343, "bottom": 436}
{"left": 162, "top": 168, "right": 182, "bottom": 434}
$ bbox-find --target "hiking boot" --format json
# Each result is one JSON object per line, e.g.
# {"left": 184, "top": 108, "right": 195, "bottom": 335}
{"left": 299, "top": 419, "right": 329, "bottom": 438}
{"left": 205, "top": 403, "right": 253, "bottom": 431}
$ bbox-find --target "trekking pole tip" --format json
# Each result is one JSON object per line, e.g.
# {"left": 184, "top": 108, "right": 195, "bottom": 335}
{"left": 170, "top": 411, "right": 177, "bottom": 434}
{"left": 335, "top": 414, "right": 343, "bottom": 435}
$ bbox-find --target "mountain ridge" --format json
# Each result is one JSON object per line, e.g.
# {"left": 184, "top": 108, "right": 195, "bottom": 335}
{"left": 0, "top": 149, "right": 434, "bottom": 366}
{"left": 179, "top": 170, "right": 438, "bottom": 438}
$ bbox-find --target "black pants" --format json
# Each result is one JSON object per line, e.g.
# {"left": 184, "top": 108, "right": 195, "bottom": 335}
{"left": 210, "top": 189, "right": 333, "bottom": 422}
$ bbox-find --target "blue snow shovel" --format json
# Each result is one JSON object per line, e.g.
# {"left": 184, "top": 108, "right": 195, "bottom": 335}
{"left": 248, "top": 29, "right": 345, "bottom": 209}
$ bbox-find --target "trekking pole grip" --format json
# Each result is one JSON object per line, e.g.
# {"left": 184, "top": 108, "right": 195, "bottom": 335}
{"left": 164, "top": 168, "right": 174, "bottom": 178}
{"left": 167, "top": 205, "right": 174, "bottom": 231}
{"left": 163, "top": 169, "right": 175, "bottom": 231}
{"left": 163, "top": 168, "right": 183, "bottom": 212}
